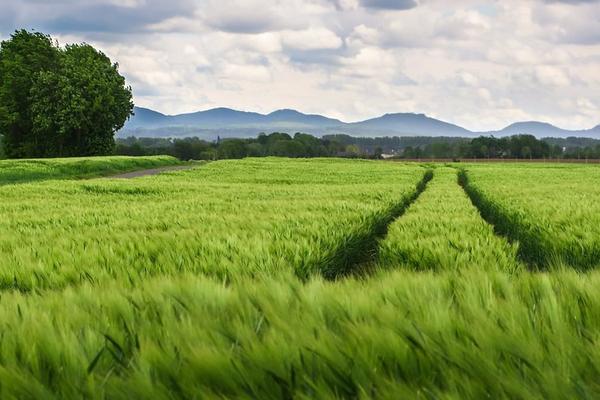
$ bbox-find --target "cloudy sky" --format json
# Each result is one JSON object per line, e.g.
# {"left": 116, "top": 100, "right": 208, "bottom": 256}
{"left": 2, "top": 0, "right": 600, "bottom": 130}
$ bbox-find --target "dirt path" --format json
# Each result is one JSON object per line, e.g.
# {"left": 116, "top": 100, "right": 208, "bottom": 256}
{"left": 110, "top": 165, "right": 197, "bottom": 179}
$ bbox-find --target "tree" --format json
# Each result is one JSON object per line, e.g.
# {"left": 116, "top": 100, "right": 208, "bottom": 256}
{"left": 402, "top": 146, "right": 416, "bottom": 158}
{"left": 373, "top": 146, "right": 383, "bottom": 159}
{"left": 0, "top": 30, "right": 133, "bottom": 158}
{"left": 246, "top": 142, "right": 266, "bottom": 157}
{"left": 265, "top": 132, "right": 292, "bottom": 144}
{"left": 270, "top": 139, "right": 306, "bottom": 157}
{"left": 345, "top": 144, "right": 360, "bottom": 157}
{"left": 115, "top": 141, "right": 146, "bottom": 156}
{"left": 428, "top": 142, "right": 452, "bottom": 158}
{"left": 0, "top": 30, "right": 60, "bottom": 158}
{"left": 293, "top": 132, "right": 325, "bottom": 157}
{"left": 170, "top": 138, "right": 211, "bottom": 160}
{"left": 218, "top": 139, "right": 247, "bottom": 159}
{"left": 479, "top": 145, "right": 489, "bottom": 158}
{"left": 550, "top": 145, "right": 563, "bottom": 159}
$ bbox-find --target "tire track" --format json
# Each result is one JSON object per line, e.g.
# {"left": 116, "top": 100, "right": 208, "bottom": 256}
{"left": 457, "top": 168, "right": 548, "bottom": 270}
{"left": 323, "top": 168, "right": 433, "bottom": 279}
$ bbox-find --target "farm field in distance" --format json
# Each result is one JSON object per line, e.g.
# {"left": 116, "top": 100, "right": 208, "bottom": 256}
{"left": 1, "top": 157, "right": 600, "bottom": 398}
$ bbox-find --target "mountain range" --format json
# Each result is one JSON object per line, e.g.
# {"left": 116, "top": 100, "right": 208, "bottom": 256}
{"left": 121, "top": 106, "right": 600, "bottom": 139}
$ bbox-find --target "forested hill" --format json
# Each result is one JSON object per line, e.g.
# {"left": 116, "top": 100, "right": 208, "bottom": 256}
{"left": 122, "top": 107, "right": 600, "bottom": 139}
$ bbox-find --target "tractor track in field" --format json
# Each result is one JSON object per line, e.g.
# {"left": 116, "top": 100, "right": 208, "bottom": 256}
{"left": 456, "top": 168, "right": 545, "bottom": 270}
{"left": 328, "top": 168, "right": 433, "bottom": 280}
{"left": 108, "top": 165, "right": 197, "bottom": 179}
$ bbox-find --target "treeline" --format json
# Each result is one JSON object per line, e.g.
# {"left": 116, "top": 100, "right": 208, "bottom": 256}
{"left": 112, "top": 133, "right": 600, "bottom": 161}
{"left": 326, "top": 134, "right": 600, "bottom": 159}
{"left": 544, "top": 137, "right": 600, "bottom": 159}
{"left": 4, "top": 131, "right": 600, "bottom": 161}
{"left": 399, "top": 135, "right": 600, "bottom": 159}
{"left": 402, "top": 135, "right": 558, "bottom": 159}
{"left": 115, "top": 133, "right": 378, "bottom": 160}
{"left": 322, "top": 135, "right": 469, "bottom": 155}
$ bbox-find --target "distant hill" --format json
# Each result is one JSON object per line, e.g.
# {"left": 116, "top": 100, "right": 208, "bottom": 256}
{"left": 175, "top": 108, "right": 267, "bottom": 127}
{"left": 126, "top": 107, "right": 168, "bottom": 128}
{"left": 265, "top": 109, "right": 343, "bottom": 126}
{"left": 346, "top": 113, "right": 472, "bottom": 136}
{"left": 483, "top": 121, "right": 596, "bottom": 138}
{"left": 120, "top": 106, "right": 600, "bottom": 139}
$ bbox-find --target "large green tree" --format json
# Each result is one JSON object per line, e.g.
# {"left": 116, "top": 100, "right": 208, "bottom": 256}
{"left": 0, "top": 30, "right": 133, "bottom": 158}
{"left": 0, "top": 31, "right": 59, "bottom": 158}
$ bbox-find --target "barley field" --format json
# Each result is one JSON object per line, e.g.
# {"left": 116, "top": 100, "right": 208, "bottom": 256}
{"left": 1, "top": 157, "right": 599, "bottom": 399}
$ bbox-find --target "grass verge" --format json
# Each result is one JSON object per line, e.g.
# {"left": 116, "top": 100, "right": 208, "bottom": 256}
{"left": 0, "top": 155, "right": 182, "bottom": 185}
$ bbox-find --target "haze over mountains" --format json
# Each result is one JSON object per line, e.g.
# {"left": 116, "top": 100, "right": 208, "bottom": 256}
{"left": 121, "top": 107, "right": 600, "bottom": 139}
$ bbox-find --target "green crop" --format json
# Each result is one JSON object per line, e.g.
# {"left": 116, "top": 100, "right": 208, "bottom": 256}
{"left": 0, "top": 158, "right": 428, "bottom": 290}
{"left": 0, "top": 157, "right": 599, "bottom": 399}
{"left": 1, "top": 268, "right": 600, "bottom": 399}
{"left": 378, "top": 167, "right": 522, "bottom": 273}
{"left": 461, "top": 163, "right": 600, "bottom": 270}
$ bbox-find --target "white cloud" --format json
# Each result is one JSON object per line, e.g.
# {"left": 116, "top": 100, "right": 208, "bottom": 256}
{"left": 281, "top": 28, "right": 343, "bottom": 51}
{"left": 3, "top": 0, "right": 600, "bottom": 130}
{"left": 534, "top": 65, "right": 571, "bottom": 87}
{"left": 435, "top": 10, "right": 491, "bottom": 40}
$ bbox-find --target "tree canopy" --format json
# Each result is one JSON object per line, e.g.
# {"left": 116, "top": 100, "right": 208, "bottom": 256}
{"left": 0, "top": 30, "right": 133, "bottom": 158}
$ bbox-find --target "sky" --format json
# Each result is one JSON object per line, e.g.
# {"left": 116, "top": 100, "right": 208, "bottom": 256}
{"left": 1, "top": 0, "right": 600, "bottom": 131}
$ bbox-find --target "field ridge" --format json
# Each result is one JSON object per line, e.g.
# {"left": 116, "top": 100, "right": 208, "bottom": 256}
{"left": 321, "top": 168, "right": 433, "bottom": 279}
{"left": 377, "top": 167, "right": 521, "bottom": 272}
{"left": 458, "top": 168, "right": 552, "bottom": 270}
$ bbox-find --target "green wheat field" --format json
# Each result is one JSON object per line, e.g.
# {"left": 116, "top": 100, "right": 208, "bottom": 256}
{"left": 1, "top": 156, "right": 600, "bottom": 399}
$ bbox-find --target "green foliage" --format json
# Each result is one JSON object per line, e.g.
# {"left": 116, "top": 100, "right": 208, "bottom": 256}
{"left": 0, "top": 30, "right": 60, "bottom": 158}
{"left": 468, "top": 135, "right": 553, "bottom": 158}
{"left": 399, "top": 135, "right": 556, "bottom": 159}
{"left": 171, "top": 137, "right": 212, "bottom": 160}
{"left": 116, "top": 132, "right": 600, "bottom": 161}
{"left": 323, "top": 134, "right": 600, "bottom": 159}
{"left": 269, "top": 138, "right": 306, "bottom": 157}
{"left": 217, "top": 138, "right": 247, "bottom": 159}
{"left": 563, "top": 144, "right": 600, "bottom": 159}
{"left": 323, "top": 134, "right": 468, "bottom": 155}
{"left": 0, "top": 30, "right": 133, "bottom": 158}
{"left": 115, "top": 132, "right": 374, "bottom": 161}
